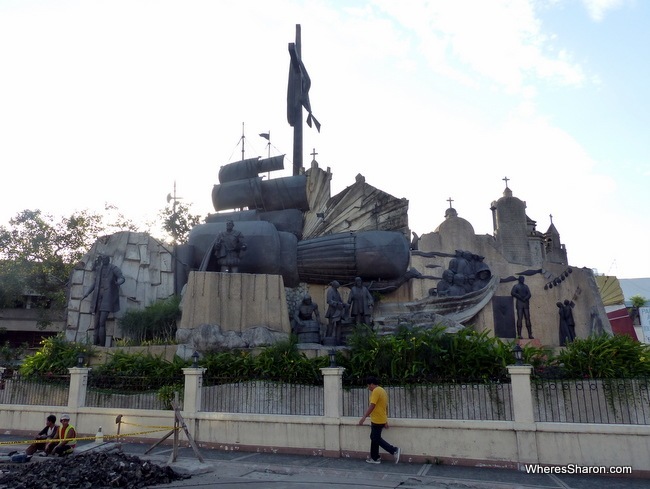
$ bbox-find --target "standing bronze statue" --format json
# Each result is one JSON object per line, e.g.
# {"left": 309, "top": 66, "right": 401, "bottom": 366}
{"left": 82, "top": 256, "right": 125, "bottom": 346}
{"left": 348, "top": 277, "right": 374, "bottom": 325}
{"left": 511, "top": 276, "right": 533, "bottom": 339}
{"left": 325, "top": 281, "right": 346, "bottom": 343}
{"left": 214, "top": 220, "right": 246, "bottom": 273}
{"left": 557, "top": 300, "right": 576, "bottom": 346}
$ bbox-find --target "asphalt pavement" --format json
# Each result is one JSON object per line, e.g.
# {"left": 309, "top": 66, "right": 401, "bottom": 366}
{"left": 1, "top": 436, "right": 648, "bottom": 488}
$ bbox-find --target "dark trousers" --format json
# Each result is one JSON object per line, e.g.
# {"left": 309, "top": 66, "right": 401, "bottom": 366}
{"left": 370, "top": 423, "right": 396, "bottom": 461}
{"left": 53, "top": 445, "right": 73, "bottom": 457}
{"left": 94, "top": 310, "right": 109, "bottom": 346}
{"left": 516, "top": 306, "right": 532, "bottom": 338}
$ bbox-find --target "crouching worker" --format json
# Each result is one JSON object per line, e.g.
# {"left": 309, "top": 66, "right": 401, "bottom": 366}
{"left": 53, "top": 414, "right": 76, "bottom": 457}
{"left": 25, "top": 414, "right": 59, "bottom": 456}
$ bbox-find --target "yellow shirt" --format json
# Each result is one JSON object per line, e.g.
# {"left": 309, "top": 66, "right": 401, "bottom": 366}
{"left": 369, "top": 386, "right": 389, "bottom": 424}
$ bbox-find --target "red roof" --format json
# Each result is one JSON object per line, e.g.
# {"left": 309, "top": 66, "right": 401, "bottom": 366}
{"left": 607, "top": 307, "right": 638, "bottom": 340}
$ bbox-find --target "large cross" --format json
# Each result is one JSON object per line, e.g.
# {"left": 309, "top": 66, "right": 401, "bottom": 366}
{"left": 310, "top": 148, "right": 318, "bottom": 161}
{"left": 502, "top": 176, "right": 510, "bottom": 188}
{"left": 447, "top": 197, "right": 454, "bottom": 208}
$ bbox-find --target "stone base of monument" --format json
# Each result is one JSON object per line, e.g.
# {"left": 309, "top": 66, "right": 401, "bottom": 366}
{"left": 515, "top": 337, "right": 543, "bottom": 348}
{"left": 179, "top": 271, "right": 291, "bottom": 334}
{"left": 322, "top": 336, "right": 338, "bottom": 347}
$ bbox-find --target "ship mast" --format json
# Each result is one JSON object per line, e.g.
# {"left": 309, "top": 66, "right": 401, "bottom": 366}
{"left": 289, "top": 25, "right": 303, "bottom": 175}
{"left": 287, "top": 24, "right": 320, "bottom": 176}
{"left": 240, "top": 122, "right": 245, "bottom": 161}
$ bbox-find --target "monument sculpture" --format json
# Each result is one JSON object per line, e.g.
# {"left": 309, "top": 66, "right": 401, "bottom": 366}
{"left": 64, "top": 26, "right": 613, "bottom": 353}
{"left": 82, "top": 256, "right": 125, "bottom": 346}
{"left": 292, "top": 294, "right": 322, "bottom": 343}
{"left": 213, "top": 220, "right": 246, "bottom": 273}
{"left": 511, "top": 276, "right": 533, "bottom": 339}
{"left": 325, "top": 281, "right": 346, "bottom": 345}
{"left": 348, "top": 277, "right": 374, "bottom": 325}
{"left": 432, "top": 250, "right": 493, "bottom": 297}
{"left": 557, "top": 299, "right": 576, "bottom": 346}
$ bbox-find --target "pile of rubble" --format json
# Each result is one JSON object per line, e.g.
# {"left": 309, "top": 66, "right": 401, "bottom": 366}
{"left": 0, "top": 451, "right": 189, "bottom": 488}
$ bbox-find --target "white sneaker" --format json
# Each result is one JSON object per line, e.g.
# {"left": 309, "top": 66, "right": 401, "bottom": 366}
{"left": 394, "top": 447, "right": 401, "bottom": 464}
{"left": 365, "top": 458, "right": 381, "bottom": 464}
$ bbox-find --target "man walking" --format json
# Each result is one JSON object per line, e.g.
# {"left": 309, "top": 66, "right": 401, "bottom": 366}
{"left": 358, "top": 376, "right": 400, "bottom": 464}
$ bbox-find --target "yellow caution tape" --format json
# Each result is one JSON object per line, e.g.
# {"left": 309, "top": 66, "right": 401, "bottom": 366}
{"left": 0, "top": 428, "right": 178, "bottom": 447}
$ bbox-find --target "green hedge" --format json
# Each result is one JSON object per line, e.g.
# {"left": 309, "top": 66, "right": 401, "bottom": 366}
{"left": 18, "top": 327, "right": 650, "bottom": 386}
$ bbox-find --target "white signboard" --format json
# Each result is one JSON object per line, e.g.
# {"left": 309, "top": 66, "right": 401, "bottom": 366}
{"left": 639, "top": 307, "right": 650, "bottom": 344}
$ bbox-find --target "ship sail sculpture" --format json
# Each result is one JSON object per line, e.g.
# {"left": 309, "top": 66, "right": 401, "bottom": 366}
{"left": 190, "top": 154, "right": 411, "bottom": 288}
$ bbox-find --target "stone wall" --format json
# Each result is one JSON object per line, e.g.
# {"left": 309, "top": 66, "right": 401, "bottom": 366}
{"left": 66, "top": 231, "right": 175, "bottom": 344}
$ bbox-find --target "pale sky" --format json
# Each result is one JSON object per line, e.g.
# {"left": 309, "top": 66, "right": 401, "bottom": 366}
{"left": 1, "top": 0, "right": 648, "bottom": 278}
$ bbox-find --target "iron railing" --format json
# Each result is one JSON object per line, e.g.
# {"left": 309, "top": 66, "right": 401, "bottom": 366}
{"left": 533, "top": 378, "right": 650, "bottom": 424}
{"left": 343, "top": 382, "right": 513, "bottom": 420}
{"left": 0, "top": 373, "right": 69, "bottom": 406}
{"left": 85, "top": 374, "right": 183, "bottom": 410}
{"left": 201, "top": 377, "right": 324, "bottom": 415}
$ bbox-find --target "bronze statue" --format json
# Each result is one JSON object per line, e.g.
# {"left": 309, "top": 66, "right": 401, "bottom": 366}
{"left": 448, "top": 273, "right": 467, "bottom": 297}
{"left": 325, "top": 281, "right": 346, "bottom": 343}
{"left": 511, "top": 276, "right": 533, "bottom": 339}
{"left": 558, "top": 299, "right": 576, "bottom": 345}
{"left": 214, "top": 220, "right": 247, "bottom": 273}
{"left": 82, "top": 256, "right": 125, "bottom": 346}
{"left": 348, "top": 277, "right": 374, "bottom": 325}
{"left": 293, "top": 294, "right": 322, "bottom": 336}
{"left": 436, "top": 269, "right": 454, "bottom": 297}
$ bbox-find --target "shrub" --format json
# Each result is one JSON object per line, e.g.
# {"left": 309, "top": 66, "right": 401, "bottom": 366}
{"left": 19, "top": 334, "right": 93, "bottom": 377}
{"left": 342, "top": 325, "right": 519, "bottom": 385}
{"left": 118, "top": 296, "right": 180, "bottom": 345}
{"left": 552, "top": 333, "right": 650, "bottom": 379}
{"left": 199, "top": 337, "right": 328, "bottom": 385}
{"left": 92, "top": 351, "right": 188, "bottom": 381}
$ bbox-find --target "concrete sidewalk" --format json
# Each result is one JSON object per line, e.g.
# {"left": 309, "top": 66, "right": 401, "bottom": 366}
{"left": 126, "top": 443, "right": 647, "bottom": 489}
{"left": 1, "top": 436, "right": 646, "bottom": 488}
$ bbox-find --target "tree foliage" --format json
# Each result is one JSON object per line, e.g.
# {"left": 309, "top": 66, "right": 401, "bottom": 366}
{"left": 0, "top": 209, "right": 105, "bottom": 310}
{"left": 158, "top": 201, "right": 202, "bottom": 244}
{"left": 630, "top": 295, "right": 647, "bottom": 309}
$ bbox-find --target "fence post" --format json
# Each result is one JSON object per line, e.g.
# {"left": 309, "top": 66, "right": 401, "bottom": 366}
{"left": 507, "top": 364, "right": 538, "bottom": 467}
{"left": 182, "top": 367, "right": 205, "bottom": 443}
{"left": 320, "top": 366, "right": 345, "bottom": 457}
{"left": 67, "top": 367, "right": 91, "bottom": 409}
{"left": 182, "top": 367, "right": 206, "bottom": 414}
{"left": 320, "top": 367, "right": 345, "bottom": 418}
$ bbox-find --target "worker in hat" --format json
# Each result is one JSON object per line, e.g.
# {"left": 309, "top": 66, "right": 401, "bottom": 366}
{"left": 53, "top": 414, "right": 76, "bottom": 457}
